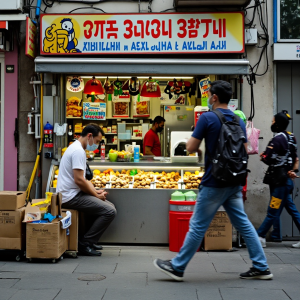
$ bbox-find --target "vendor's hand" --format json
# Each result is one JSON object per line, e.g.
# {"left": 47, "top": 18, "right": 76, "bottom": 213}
{"left": 288, "top": 170, "right": 299, "bottom": 179}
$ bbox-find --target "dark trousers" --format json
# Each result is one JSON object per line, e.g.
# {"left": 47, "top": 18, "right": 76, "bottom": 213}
{"left": 62, "top": 192, "right": 117, "bottom": 245}
{"left": 257, "top": 178, "right": 294, "bottom": 238}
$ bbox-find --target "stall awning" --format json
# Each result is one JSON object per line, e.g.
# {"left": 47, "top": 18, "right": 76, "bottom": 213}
{"left": 35, "top": 57, "right": 249, "bottom": 75}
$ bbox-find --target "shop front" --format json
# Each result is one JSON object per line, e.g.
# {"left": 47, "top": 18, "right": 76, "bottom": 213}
{"left": 35, "top": 12, "right": 249, "bottom": 244}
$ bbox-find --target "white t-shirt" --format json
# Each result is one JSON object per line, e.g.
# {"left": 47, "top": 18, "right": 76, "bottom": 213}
{"left": 57, "top": 140, "right": 86, "bottom": 203}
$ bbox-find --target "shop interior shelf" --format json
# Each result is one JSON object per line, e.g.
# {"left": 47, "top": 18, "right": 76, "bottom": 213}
{"left": 104, "top": 133, "right": 117, "bottom": 135}
{"left": 66, "top": 117, "right": 82, "bottom": 119}
{"left": 106, "top": 143, "right": 118, "bottom": 146}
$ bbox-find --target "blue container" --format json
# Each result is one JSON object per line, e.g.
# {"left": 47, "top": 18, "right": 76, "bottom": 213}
{"left": 134, "top": 146, "right": 140, "bottom": 162}
{"left": 118, "top": 123, "right": 126, "bottom": 133}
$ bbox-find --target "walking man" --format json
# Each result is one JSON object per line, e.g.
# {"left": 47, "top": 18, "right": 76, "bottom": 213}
{"left": 153, "top": 80, "right": 273, "bottom": 281}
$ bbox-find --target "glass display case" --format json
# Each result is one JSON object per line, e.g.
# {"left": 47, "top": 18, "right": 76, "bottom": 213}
{"left": 46, "top": 159, "right": 203, "bottom": 244}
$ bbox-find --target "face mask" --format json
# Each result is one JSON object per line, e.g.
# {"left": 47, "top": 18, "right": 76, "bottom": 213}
{"left": 157, "top": 126, "right": 164, "bottom": 133}
{"left": 271, "top": 123, "right": 279, "bottom": 133}
{"left": 207, "top": 96, "right": 214, "bottom": 111}
{"left": 86, "top": 137, "right": 98, "bottom": 151}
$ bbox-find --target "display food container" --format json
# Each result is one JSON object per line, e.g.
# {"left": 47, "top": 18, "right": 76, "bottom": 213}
{"left": 171, "top": 191, "right": 185, "bottom": 201}
{"left": 184, "top": 191, "right": 197, "bottom": 201}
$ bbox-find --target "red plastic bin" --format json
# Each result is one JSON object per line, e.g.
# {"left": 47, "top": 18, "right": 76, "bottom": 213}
{"left": 169, "top": 200, "right": 197, "bottom": 252}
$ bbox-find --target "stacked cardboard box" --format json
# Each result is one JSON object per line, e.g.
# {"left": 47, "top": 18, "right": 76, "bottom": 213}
{"left": 0, "top": 191, "right": 26, "bottom": 250}
{"left": 25, "top": 193, "right": 69, "bottom": 259}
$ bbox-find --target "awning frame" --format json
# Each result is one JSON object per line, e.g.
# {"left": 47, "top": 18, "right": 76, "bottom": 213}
{"left": 35, "top": 57, "right": 249, "bottom": 75}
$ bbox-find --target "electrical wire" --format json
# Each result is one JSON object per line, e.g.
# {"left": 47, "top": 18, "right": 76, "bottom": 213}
{"left": 69, "top": 6, "right": 106, "bottom": 13}
{"left": 244, "top": 0, "right": 269, "bottom": 120}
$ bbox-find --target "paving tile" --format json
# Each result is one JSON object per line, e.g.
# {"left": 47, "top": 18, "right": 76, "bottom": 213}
{"left": 74, "top": 262, "right": 117, "bottom": 274}
{"left": 115, "top": 261, "right": 156, "bottom": 273}
{"left": 103, "top": 287, "right": 199, "bottom": 300}
{"left": 86, "top": 272, "right": 147, "bottom": 289}
{"left": 0, "top": 272, "right": 25, "bottom": 279}
{"left": 12, "top": 272, "right": 87, "bottom": 290}
{"left": 241, "top": 252, "right": 284, "bottom": 264}
{"left": 220, "top": 287, "right": 290, "bottom": 300}
{"left": 273, "top": 253, "right": 300, "bottom": 264}
{"left": 283, "top": 287, "right": 300, "bottom": 300}
{"left": 54, "top": 286, "right": 107, "bottom": 300}
{"left": 9, "top": 289, "right": 61, "bottom": 300}
{"left": 0, "top": 288, "right": 18, "bottom": 300}
{"left": 0, "top": 278, "right": 19, "bottom": 289}
{"left": 0, "top": 260, "right": 79, "bottom": 273}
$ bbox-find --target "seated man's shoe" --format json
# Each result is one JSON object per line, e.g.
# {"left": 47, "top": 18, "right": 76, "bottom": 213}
{"left": 79, "top": 245, "right": 102, "bottom": 256}
{"left": 92, "top": 244, "right": 103, "bottom": 250}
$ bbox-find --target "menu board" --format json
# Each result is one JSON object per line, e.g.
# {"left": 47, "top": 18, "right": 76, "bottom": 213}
{"left": 83, "top": 102, "right": 106, "bottom": 120}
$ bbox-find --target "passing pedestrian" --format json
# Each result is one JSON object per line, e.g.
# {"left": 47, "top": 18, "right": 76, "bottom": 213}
{"left": 257, "top": 111, "right": 300, "bottom": 248}
{"left": 153, "top": 80, "right": 273, "bottom": 281}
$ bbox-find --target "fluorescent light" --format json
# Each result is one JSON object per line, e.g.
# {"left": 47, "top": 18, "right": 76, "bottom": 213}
{"left": 79, "top": 76, "right": 194, "bottom": 79}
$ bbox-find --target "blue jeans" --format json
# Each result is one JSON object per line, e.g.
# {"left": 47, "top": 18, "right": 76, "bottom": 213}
{"left": 257, "top": 178, "right": 295, "bottom": 239}
{"left": 171, "top": 185, "right": 269, "bottom": 272}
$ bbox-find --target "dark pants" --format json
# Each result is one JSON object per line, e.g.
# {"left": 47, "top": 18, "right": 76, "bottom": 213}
{"left": 271, "top": 191, "right": 300, "bottom": 241}
{"left": 257, "top": 178, "right": 294, "bottom": 238}
{"left": 62, "top": 192, "right": 117, "bottom": 246}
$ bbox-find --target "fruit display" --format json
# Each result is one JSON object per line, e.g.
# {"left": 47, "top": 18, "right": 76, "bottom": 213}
{"left": 109, "top": 149, "right": 132, "bottom": 161}
{"left": 91, "top": 174, "right": 111, "bottom": 189}
{"left": 183, "top": 171, "right": 204, "bottom": 189}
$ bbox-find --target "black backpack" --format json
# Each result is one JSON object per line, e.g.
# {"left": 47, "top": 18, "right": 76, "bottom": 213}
{"left": 210, "top": 109, "right": 248, "bottom": 186}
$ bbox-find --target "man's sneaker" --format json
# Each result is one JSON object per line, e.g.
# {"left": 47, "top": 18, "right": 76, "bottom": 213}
{"left": 292, "top": 241, "right": 300, "bottom": 248}
{"left": 153, "top": 259, "right": 184, "bottom": 281}
{"left": 240, "top": 267, "right": 273, "bottom": 280}
{"left": 259, "top": 236, "right": 266, "bottom": 248}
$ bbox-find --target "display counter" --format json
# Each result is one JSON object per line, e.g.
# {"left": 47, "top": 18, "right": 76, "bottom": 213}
{"left": 46, "top": 158, "right": 203, "bottom": 244}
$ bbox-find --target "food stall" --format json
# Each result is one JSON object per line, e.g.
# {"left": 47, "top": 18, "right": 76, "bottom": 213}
{"left": 35, "top": 12, "right": 249, "bottom": 244}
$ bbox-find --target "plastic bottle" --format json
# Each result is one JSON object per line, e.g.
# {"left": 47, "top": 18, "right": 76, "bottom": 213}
{"left": 100, "top": 140, "right": 105, "bottom": 161}
{"left": 44, "top": 122, "right": 53, "bottom": 148}
{"left": 134, "top": 145, "right": 140, "bottom": 163}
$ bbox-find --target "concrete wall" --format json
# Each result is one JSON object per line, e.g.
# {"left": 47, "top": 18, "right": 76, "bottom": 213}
{"left": 241, "top": 0, "right": 274, "bottom": 228}
{"left": 19, "top": 1, "right": 274, "bottom": 228}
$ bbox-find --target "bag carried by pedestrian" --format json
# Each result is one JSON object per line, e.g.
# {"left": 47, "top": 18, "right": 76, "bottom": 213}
{"left": 210, "top": 109, "right": 248, "bottom": 186}
{"left": 246, "top": 120, "right": 260, "bottom": 155}
{"left": 263, "top": 166, "right": 287, "bottom": 187}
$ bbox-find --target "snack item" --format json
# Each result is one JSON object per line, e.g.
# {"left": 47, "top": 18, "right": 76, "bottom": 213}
{"left": 66, "top": 96, "right": 82, "bottom": 118}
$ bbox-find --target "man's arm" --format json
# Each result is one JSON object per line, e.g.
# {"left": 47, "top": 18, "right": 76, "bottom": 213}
{"left": 186, "top": 137, "right": 202, "bottom": 153}
{"left": 73, "top": 169, "right": 106, "bottom": 200}
{"left": 145, "top": 146, "right": 154, "bottom": 156}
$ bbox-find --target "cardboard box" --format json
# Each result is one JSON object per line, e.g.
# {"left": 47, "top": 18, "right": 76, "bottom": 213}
{"left": 0, "top": 191, "right": 26, "bottom": 211}
{"left": 62, "top": 209, "right": 78, "bottom": 251}
{"left": 26, "top": 215, "right": 68, "bottom": 259}
{"left": 204, "top": 211, "right": 232, "bottom": 251}
{"left": 50, "top": 193, "right": 62, "bottom": 217}
{"left": 0, "top": 207, "right": 26, "bottom": 250}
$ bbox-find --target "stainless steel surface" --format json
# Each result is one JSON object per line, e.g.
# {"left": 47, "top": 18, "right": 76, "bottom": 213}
{"left": 163, "top": 106, "right": 194, "bottom": 156}
{"left": 35, "top": 57, "right": 250, "bottom": 75}
{"left": 174, "top": 0, "right": 251, "bottom": 7}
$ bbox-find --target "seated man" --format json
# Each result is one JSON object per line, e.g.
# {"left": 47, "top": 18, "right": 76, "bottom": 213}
{"left": 57, "top": 123, "right": 116, "bottom": 256}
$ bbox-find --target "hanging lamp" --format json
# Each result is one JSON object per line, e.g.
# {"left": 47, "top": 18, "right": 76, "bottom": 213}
{"left": 140, "top": 77, "right": 161, "bottom": 98}
{"left": 84, "top": 76, "right": 105, "bottom": 102}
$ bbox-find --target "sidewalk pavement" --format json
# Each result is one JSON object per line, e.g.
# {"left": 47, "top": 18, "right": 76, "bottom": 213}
{"left": 0, "top": 241, "right": 299, "bottom": 300}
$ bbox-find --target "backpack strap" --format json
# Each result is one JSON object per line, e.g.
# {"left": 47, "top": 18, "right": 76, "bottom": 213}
{"left": 212, "top": 109, "right": 226, "bottom": 124}
{"left": 213, "top": 109, "right": 241, "bottom": 124}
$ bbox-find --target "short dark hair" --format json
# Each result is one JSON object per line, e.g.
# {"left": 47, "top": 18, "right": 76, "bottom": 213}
{"left": 153, "top": 116, "right": 165, "bottom": 125}
{"left": 82, "top": 123, "right": 104, "bottom": 137}
{"left": 209, "top": 80, "right": 232, "bottom": 104}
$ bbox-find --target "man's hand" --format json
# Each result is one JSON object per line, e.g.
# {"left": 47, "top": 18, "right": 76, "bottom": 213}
{"left": 287, "top": 170, "right": 299, "bottom": 179}
{"left": 96, "top": 190, "right": 108, "bottom": 201}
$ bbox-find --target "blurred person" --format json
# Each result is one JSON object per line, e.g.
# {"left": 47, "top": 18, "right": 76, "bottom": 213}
{"left": 143, "top": 116, "right": 165, "bottom": 156}
{"left": 257, "top": 111, "right": 300, "bottom": 248}
{"left": 153, "top": 80, "right": 273, "bottom": 281}
{"left": 57, "top": 123, "right": 116, "bottom": 256}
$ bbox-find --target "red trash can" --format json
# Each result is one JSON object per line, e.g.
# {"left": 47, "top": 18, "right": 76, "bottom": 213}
{"left": 169, "top": 200, "right": 196, "bottom": 252}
